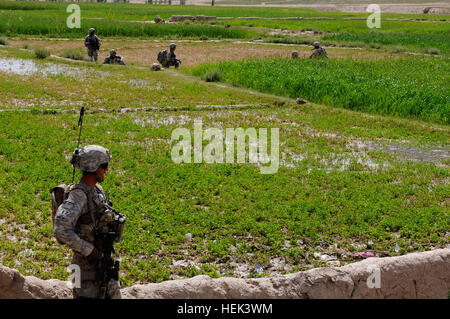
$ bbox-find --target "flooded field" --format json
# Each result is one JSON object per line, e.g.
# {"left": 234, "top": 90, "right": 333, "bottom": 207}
{"left": 0, "top": 57, "right": 110, "bottom": 79}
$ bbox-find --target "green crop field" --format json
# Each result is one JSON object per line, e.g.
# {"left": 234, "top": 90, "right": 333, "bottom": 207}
{"left": 1, "top": 1, "right": 449, "bottom": 54}
{"left": 0, "top": 1, "right": 448, "bottom": 288}
{"left": 189, "top": 57, "right": 450, "bottom": 124}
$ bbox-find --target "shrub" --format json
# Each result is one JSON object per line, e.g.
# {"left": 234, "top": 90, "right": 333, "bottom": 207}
{"left": 391, "top": 46, "right": 405, "bottom": 53}
{"left": 425, "top": 48, "right": 440, "bottom": 55}
{"left": 34, "top": 47, "right": 51, "bottom": 59}
{"left": 0, "top": 37, "right": 8, "bottom": 45}
{"left": 22, "top": 43, "right": 29, "bottom": 49}
{"left": 61, "top": 48, "right": 85, "bottom": 61}
{"left": 202, "top": 69, "right": 222, "bottom": 82}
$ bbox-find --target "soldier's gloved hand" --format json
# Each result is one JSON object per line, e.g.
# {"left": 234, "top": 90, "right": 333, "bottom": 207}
{"left": 86, "top": 247, "right": 102, "bottom": 264}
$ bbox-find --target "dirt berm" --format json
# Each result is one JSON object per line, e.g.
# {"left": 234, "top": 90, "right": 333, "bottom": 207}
{"left": 1, "top": 248, "right": 449, "bottom": 299}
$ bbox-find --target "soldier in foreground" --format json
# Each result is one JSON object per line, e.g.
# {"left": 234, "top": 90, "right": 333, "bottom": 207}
{"left": 53, "top": 145, "right": 125, "bottom": 299}
{"left": 103, "top": 49, "right": 126, "bottom": 65}
{"left": 157, "top": 43, "right": 182, "bottom": 69}
{"left": 84, "top": 28, "right": 101, "bottom": 62}
{"left": 310, "top": 41, "right": 328, "bottom": 59}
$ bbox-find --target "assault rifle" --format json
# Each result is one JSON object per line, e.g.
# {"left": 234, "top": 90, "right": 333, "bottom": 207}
{"left": 97, "top": 204, "right": 126, "bottom": 300}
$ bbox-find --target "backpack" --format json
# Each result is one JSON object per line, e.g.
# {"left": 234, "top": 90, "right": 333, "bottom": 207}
{"left": 50, "top": 184, "right": 72, "bottom": 244}
{"left": 157, "top": 50, "right": 167, "bottom": 64}
{"left": 50, "top": 183, "right": 103, "bottom": 244}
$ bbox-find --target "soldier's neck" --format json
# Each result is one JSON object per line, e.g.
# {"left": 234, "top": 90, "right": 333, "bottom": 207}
{"left": 81, "top": 174, "right": 97, "bottom": 188}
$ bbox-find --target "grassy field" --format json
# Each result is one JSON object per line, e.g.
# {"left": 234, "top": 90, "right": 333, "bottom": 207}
{"left": 189, "top": 57, "right": 450, "bottom": 124}
{"left": 0, "top": 1, "right": 449, "bottom": 287}
{"left": 1, "top": 1, "right": 449, "bottom": 54}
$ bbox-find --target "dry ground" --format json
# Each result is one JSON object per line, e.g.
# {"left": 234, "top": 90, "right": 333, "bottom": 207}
{"left": 8, "top": 39, "right": 403, "bottom": 67}
{"left": 129, "top": 0, "right": 450, "bottom": 14}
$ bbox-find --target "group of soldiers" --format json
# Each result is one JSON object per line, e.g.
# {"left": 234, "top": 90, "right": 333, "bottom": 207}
{"left": 85, "top": 27, "right": 326, "bottom": 70}
{"left": 84, "top": 28, "right": 181, "bottom": 68}
{"left": 55, "top": 28, "right": 328, "bottom": 300}
{"left": 85, "top": 28, "right": 125, "bottom": 65}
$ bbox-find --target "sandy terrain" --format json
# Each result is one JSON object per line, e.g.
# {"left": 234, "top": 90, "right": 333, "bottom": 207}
{"left": 128, "top": 1, "right": 450, "bottom": 14}
{"left": 9, "top": 39, "right": 403, "bottom": 67}
{"left": 242, "top": 3, "right": 450, "bottom": 14}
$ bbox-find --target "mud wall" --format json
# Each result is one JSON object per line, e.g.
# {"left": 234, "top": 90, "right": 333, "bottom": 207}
{"left": 1, "top": 248, "right": 449, "bottom": 299}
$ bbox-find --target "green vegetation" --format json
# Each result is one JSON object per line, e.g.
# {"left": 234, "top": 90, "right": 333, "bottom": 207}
{"left": 0, "top": 1, "right": 448, "bottom": 55}
{"left": 0, "top": 1, "right": 448, "bottom": 286}
{"left": 190, "top": 57, "right": 450, "bottom": 124}
{"left": 0, "top": 98, "right": 448, "bottom": 285}
{"left": 34, "top": 47, "right": 51, "bottom": 59}
{"left": 0, "top": 10, "right": 254, "bottom": 39}
{"left": 202, "top": 69, "right": 222, "bottom": 82}
{"left": 0, "top": 37, "right": 7, "bottom": 45}
{"left": 61, "top": 48, "right": 86, "bottom": 61}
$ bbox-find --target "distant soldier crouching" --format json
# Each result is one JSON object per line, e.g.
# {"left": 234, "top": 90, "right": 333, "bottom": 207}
{"left": 157, "top": 43, "right": 182, "bottom": 69}
{"left": 103, "top": 49, "right": 126, "bottom": 65}
{"left": 310, "top": 41, "right": 328, "bottom": 59}
{"left": 84, "top": 28, "right": 101, "bottom": 63}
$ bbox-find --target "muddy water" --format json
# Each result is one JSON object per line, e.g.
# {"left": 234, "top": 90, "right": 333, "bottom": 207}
{"left": 352, "top": 140, "right": 450, "bottom": 164}
{"left": 0, "top": 57, "right": 109, "bottom": 79}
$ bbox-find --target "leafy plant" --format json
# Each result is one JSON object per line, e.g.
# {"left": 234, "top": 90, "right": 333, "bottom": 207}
{"left": 202, "top": 69, "right": 222, "bottom": 82}
{"left": 34, "top": 47, "right": 50, "bottom": 59}
{"left": 61, "top": 48, "right": 85, "bottom": 61}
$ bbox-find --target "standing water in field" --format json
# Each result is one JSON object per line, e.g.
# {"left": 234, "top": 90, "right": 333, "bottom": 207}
{"left": 0, "top": 57, "right": 109, "bottom": 79}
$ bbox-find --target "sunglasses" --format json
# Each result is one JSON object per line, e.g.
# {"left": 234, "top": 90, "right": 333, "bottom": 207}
{"left": 100, "top": 163, "right": 108, "bottom": 169}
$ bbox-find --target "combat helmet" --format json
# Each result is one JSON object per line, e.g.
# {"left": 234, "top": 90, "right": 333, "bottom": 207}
{"left": 169, "top": 43, "right": 176, "bottom": 49}
{"left": 89, "top": 28, "right": 95, "bottom": 33}
{"left": 71, "top": 145, "right": 111, "bottom": 173}
{"left": 110, "top": 49, "right": 116, "bottom": 55}
{"left": 313, "top": 41, "right": 320, "bottom": 48}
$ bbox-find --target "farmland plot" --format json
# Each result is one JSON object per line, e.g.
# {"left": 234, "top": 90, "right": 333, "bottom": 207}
{"left": 0, "top": 1, "right": 448, "bottom": 287}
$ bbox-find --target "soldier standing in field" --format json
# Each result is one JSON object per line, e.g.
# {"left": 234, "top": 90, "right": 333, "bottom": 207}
{"left": 53, "top": 145, "right": 124, "bottom": 299}
{"left": 84, "top": 28, "right": 101, "bottom": 62}
{"left": 157, "top": 43, "right": 181, "bottom": 69}
{"left": 310, "top": 41, "right": 328, "bottom": 59}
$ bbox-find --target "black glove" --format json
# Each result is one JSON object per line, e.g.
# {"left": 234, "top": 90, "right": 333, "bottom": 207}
{"left": 86, "top": 247, "right": 102, "bottom": 264}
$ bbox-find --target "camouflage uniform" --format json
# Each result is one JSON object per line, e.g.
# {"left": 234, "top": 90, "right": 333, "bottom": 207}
{"left": 54, "top": 145, "right": 121, "bottom": 299}
{"left": 84, "top": 29, "right": 101, "bottom": 62}
{"left": 154, "top": 15, "right": 165, "bottom": 24}
{"left": 103, "top": 54, "right": 125, "bottom": 65}
{"left": 160, "top": 43, "right": 181, "bottom": 69}
{"left": 310, "top": 41, "right": 328, "bottom": 59}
